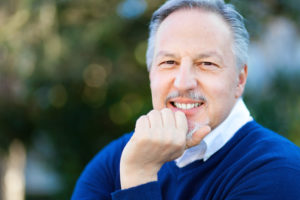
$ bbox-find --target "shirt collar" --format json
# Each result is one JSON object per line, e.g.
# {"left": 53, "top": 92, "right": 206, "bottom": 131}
{"left": 175, "top": 98, "right": 253, "bottom": 168}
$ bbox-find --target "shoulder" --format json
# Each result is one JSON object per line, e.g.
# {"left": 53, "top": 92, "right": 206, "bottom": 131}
{"left": 238, "top": 121, "right": 300, "bottom": 166}
{"left": 221, "top": 121, "right": 300, "bottom": 174}
{"left": 224, "top": 122, "right": 300, "bottom": 199}
{"left": 83, "top": 132, "right": 133, "bottom": 178}
{"left": 72, "top": 132, "right": 133, "bottom": 198}
{"left": 223, "top": 120, "right": 300, "bottom": 185}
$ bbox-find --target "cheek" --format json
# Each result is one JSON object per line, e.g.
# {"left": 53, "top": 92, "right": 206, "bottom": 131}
{"left": 204, "top": 74, "right": 238, "bottom": 109}
{"left": 150, "top": 81, "right": 160, "bottom": 107}
{"left": 215, "top": 81, "right": 236, "bottom": 102}
{"left": 204, "top": 81, "right": 236, "bottom": 128}
{"left": 150, "top": 72, "right": 170, "bottom": 109}
{"left": 150, "top": 73, "right": 162, "bottom": 97}
{"left": 201, "top": 74, "right": 231, "bottom": 95}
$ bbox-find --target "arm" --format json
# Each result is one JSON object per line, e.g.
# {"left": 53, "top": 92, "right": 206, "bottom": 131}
{"left": 72, "top": 109, "right": 210, "bottom": 200}
{"left": 115, "top": 108, "right": 210, "bottom": 199}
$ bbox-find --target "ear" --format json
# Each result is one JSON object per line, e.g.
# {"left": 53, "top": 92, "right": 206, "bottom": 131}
{"left": 235, "top": 64, "right": 248, "bottom": 98}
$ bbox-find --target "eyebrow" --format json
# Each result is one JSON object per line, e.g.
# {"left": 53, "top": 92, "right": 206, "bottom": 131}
{"left": 155, "top": 51, "right": 178, "bottom": 60}
{"left": 154, "top": 51, "right": 223, "bottom": 62}
{"left": 195, "top": 51, "right": 223, "bottom": 63}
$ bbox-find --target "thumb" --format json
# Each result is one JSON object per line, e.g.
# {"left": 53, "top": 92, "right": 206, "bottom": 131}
{"left": 185, "top": 125, "right": 211, "bottom": 149}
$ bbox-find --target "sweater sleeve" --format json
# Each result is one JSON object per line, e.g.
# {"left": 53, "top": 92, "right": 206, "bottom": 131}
{"left": 111, "top": 182, "right": 162, "bottom": 200}
{"left": 226, "top": 166, "right": 300, "bottom": 200}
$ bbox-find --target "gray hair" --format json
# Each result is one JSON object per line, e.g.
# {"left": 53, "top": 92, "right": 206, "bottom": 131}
{"left": 146, "top": 0, "right": 249, "bottom": 71}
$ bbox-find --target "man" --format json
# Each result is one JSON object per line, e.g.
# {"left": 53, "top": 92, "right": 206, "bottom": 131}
{"left": 72, "top": 0, "right": 300, "bottom": 199}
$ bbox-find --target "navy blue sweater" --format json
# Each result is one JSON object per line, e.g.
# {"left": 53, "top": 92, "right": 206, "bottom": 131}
{"left": 72, "top": 121, "right": 300, "bottom": 199}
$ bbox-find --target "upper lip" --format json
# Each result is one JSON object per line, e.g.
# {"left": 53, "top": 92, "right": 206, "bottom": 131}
{"left": 168, "top": 97, "right": 204, "bottom": 104}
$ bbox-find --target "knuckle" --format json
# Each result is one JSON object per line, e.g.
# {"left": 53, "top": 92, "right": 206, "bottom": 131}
{"left": 175, "top": 127, "right": 186, "bottom": 137}
{"left": 142, "top": 134, "right": 161, "bottom": 146}
{"left": 175, "top": 110, "right": 185, "bottom": 117}
{"left": 175, "top": 112, "right": 186, "bottom": 123}
{"left": 135, "top": 115, "right": 148, "bottom": 130}
{"left": 151, "top": 127, "right": 162, "bottom": 135}
{"left": 136, "top": 115, "right": 147, "bottom": 124}
{"left": 161, "top": 108, "right": 172, "bottom": 115}
{"left": 178, "top": 124, "right": 188, "bottom": 132}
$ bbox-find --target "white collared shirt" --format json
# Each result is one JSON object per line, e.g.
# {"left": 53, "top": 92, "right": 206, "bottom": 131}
{"left": 175, "top": 98, "right": 253, "bottom": 168}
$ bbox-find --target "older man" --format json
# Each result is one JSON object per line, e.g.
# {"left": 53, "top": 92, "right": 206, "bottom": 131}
{"left": 72, "top": 0, "right": 300, "bottom": 199}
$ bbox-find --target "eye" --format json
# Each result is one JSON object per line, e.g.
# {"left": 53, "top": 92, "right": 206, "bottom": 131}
{"left": 196, "top": 61, "right": 218, "bottom": 69}
{"left": 202, "top": 62, "right": 213, "bottom": 66}
{"left": 162, "top": 60, "right": 176, "bottom": 65}
{"left": 158, "top": 60, "right": 177, "bottom": 68}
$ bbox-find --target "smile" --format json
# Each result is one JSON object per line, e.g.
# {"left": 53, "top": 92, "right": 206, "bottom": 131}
{"left": 169, "top": 99, "right": 205, "bottom": 114}
{"left": 173, "top": 102, "right": 202, "bottom": 110}
{"left": 166, "top": 94, "right": 207, "bottom": 115}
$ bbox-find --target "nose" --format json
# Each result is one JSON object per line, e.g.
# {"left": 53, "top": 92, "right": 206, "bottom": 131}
{"left": 173, "top": 60, "right": 197, "bottom": 91}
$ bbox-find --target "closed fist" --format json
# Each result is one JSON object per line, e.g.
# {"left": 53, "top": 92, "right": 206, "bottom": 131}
{"left": 120, "top": 108, "right": 211, "bottom": 189}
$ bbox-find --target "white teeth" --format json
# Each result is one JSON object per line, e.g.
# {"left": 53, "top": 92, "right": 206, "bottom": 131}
{"left": 174, "top": 103, "right": 201, "bottom": 110}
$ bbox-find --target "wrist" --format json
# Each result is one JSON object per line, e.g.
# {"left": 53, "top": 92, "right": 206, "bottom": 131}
{"left": 120, "top": 163, "right": 160, "bottom": 189}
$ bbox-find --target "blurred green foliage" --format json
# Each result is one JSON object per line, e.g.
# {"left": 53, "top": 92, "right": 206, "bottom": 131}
{"left": 0, "top": 0, "right": 300, "bottom": 199}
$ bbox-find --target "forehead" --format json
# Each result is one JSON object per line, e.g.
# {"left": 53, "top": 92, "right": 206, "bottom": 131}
{"left": 154, "top": 8, "right": 233, "bottom": 55}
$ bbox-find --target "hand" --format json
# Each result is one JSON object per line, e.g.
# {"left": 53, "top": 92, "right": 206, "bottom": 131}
{"left": 120, "top": 108, "right": 211, "bottom": 189}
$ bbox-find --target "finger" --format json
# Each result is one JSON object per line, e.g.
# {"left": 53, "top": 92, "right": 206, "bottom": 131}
{"left": 147, "top": 110, "right": 163, "bottom": 128}
{"left": 175, "top": 111, "right": 188, "bottom": 132}
{"left": 186, "top": 125, "right": 211, "bottom": 148}
{"left": 135, "top": 115, "right": 150, "bottom": 134}
{"left": 161, "top": 108, "right": 176, "bottom": 128}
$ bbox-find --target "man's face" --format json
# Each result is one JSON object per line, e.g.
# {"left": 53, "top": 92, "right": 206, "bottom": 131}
{"left": 149, "top": 9, "right": 247, "bottom": 130}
